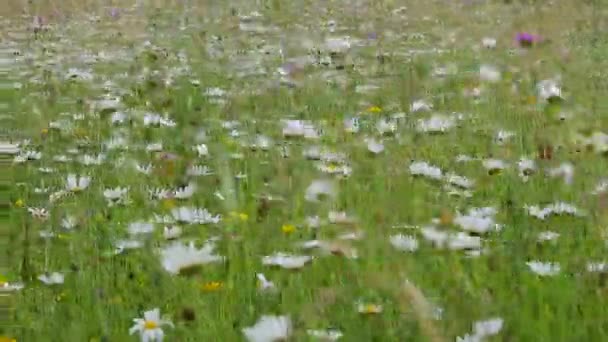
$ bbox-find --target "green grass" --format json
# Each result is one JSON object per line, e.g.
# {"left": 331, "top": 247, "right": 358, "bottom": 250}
{"left": 4, "top": 1, "right": 608, "bottom": 341}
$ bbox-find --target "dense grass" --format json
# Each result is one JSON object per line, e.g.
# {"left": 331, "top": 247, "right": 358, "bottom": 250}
{"left": 3, "top": 1, "right": 608, "bottom": 341}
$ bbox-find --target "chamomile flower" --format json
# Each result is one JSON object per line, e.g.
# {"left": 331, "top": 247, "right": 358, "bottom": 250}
{"left": 262, "top": 252, "right": 312, "bottom": 269}
{"left": 128, "top": 221, "right": 155, "bottom": 235}
{"left": 482, "top": 159, "right": 507, "bottom": 174}
{"left": 365, "top": 138, "right": 385, "bottom": 154}
{"left": 479, "top": 64, "right": 501, "bottom": 82}
{"left": 410, "top": 99, "right": 432, "bottom": 112}
{"left": 256, "top": 273, "right": 276, "bottom": 292}
{"left": 104, "top": 187, "right": 129, "bottom": 206}
{"left": 160, "top": 241, "right": 224, "bottom": 275}
{"left": 186, "top": 164, "right": 213, "bottom": 176}
{"left": 38, "top": 272, "right": 64, "bottom": 285}
{"left": 527, "top": 261, "right": 560, "bottom": 276}
{"left": 390, "top": 234, "right": 419, "bottom": 252}
{"left": 193, "top": 144, "right": 209, "bottom": 157}
{"left": 129, "top": 308, "right": 174, "bottom": 342}
{"left": 410, "top": 161, "right": 442, "bottom": 180}
{"left": 173, "top": 182, "right": 197, "bottom": 199}
{"left": 305, "top": 179, "right": 337, "bottom": 202}
{"left": 307, "top": 329, "right": 344, "bottom": 341}
{"left": 547, "top": 162, "right": 574, "bottom": 185}
{"left": 481, "top": 37, "right": 497, "bottom": 48}
{"left": 416, "top": 115, "right": 455, "bottom": 133}
{"left": 242, "top": 315, "right": 292, "bottom": 342}
{"left": 65, "top": 174, "right": 91, "bottom": 192}
{"left": 170, "top": 206, "right": 221, "bottom": 224}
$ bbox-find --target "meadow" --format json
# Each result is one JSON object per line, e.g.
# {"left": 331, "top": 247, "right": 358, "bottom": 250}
{"left": 3, "top": 0, "right": 608, "bottom": 341}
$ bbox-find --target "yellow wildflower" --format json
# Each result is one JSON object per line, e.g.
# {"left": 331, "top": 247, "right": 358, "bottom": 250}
{"left": 41, "top": 128, "right": 49, "bottom": 135}
{"left": 281, "top": 224, "right": 296, "bottom": 234}
{"left": 201, "top": 281, "right": 223, "bottom": 292}
{"left": 229, "top": 211, "right": 248, "bottom": 222}
{"left": 367, "top": 106, "right": 382, "bottom": 113}
{"left": 14, "top": 199, "right": 24, "bottom": 208}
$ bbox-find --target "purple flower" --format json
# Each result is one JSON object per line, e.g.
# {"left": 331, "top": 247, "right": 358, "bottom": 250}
{"left": 109, "top": 7, "right": 120, "bottom": 19}
{"left": 516, "top": 32, "right": 541, "bottom": 47}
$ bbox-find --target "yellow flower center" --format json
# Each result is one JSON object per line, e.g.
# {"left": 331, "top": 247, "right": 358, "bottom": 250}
{"left": 144, "top": 320, "right": 158, "bottom": 330}
{"left": 72, "top": 187, "right": 83, "bottom": 192}
{"left": 281, "top": 224, "right": 296, "bottom": 234}
{"left": 362, "top": 304, "right": 382, "bottom": 314}
{"left": 201, "top": 281, "right": 223, "bottom": 292}
{"left": 162, "top": 199, "right": 176, "bottom": 210}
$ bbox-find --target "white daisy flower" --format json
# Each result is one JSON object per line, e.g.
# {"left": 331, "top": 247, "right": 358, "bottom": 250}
{"left": 587, "top": 262, "right": 607, "bottom": 273}
{"left": 170, "top": 206, "right": 221, "bottom": 224}
{"left": 410, "top": 99, "right": 432, "bottom": 113}
{"left": 390, "top": 234, "right": 419, "bottom": 252}
{"left": 28, "top": 207, "right": 49, "bottom": 221}
{"left": 538, "top": 231, "right": 560, "bottom": 242}
{"left": 518, "top": 158, "right": 536, "bottom": 181}
{"left": 527, "top": 261, "right": 560, "bottom": 276}
{"left": 163, "top": 226, "right": 182, "bottom": 240}
{"left": 282, "top": 120, "right": 319, "bottom": 138}
{"left": 537, "top": 78, "right": 562, "bottom": 102}
{"left": 376, "top": 118, "right": 397, "bottom": 135}
{"left": 482, "top": 159, "right": 507, "bottom": 173}
{"left": 145, "top": 143, "right": 163, "bottom": 152}
{"left": 365, "top": 138, "right": 384, "bottom": 154}
{"left": 61, "top": 216, "right": 78, "bottom": 230}
{"left": 416, "top": 115, "right": 455, "bottom": 133}
{"left": 453, "top": 207, "right": 499, "bottom": 234}
{"left": 525, "top": 202, "right": 583, "bottom": 220}
{"left": 193, "top": 144, "right": 209, "bottom": 157}
{"left": 307, "top": 329, "right": 344, "bottom": 341}
{"left": 344, "top": 117, "right": 360, "bottom": 133}
{"left": 473, "top": 318, "right": 503, "bottom": 337}
{"left": 114, "top": 239, "right": 144, "bottom": 254}
{"left": 479, "top": 64, "right": 501, "bottom": 82}
{"left": 187, "top": 164, "right": 213, "bottom": 176}
{"left": 160, "top": 240, "right": 224, "bottom": 275}
{"left": 445, "top": 173, "right": 474, "bottom": 189}
{"left": 242, "top": 315, "right": 292, "bottom": 342}
{"left": 0, "top": 281, "right": 25, "bottom": 292}
{"left": 591, "top": 179, "right": 608, "bottom": 195}
{"left": 104, "top": 187, "right": 129, "bottom": 206}
{"left": 128, "top": 221, "right": 155, "bottom": 235}
{"left": 38, "top": 272, "right": 64, "bottom": 285}
{"left": 495, "top": 130, "right": 515, "bottom": 145}
{"left": 65, "top": 174, "right": 91, "bottom": 192}
{"left": 80, "top": 153, "right": 105, "bottom": 166}
{"left": 410, "top": 161, "right": 442, "bottom": 180}
{"left": 262, "top": 252, "right": 312, "bottom": 269}
{"left": 256, "top": 273, "right": 276, "bottom": 292}
{"left": 0, "top": 141, "right": 20, "bottom": 155}
{"left": 305, "top": 179, "right": 337, "bottom": 202}
{"left": 129, "top": 308, "right": 174, "bottom": 342}
{"left": 135, "top": 162, "right": 153, "bottom": 175}
{"left": 481, "top": 37, "right": 497, "bottom": 48}
{"left": 547, "top": 162, "right": 574, "bottom": 185}
{"left": 174, "top": 182, "right": 197, "bottom": 199}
